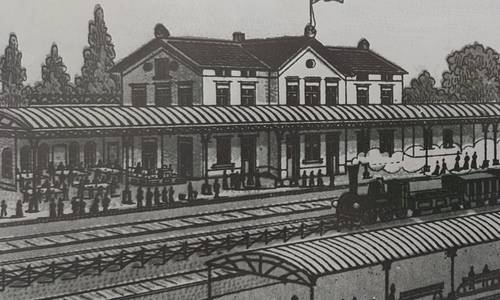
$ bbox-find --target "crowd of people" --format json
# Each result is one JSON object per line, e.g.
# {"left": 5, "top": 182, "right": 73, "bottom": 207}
{"left": 430, "top": 151, "right": 483, "bottom": 176}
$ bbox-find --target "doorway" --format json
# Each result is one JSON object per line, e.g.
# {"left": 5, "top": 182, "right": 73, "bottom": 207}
{"left": 286, "top": 134, "right": 300, "bottom": 185}
{"left": 326, "top": 133, "right": 340, "bottom": 175}
{"left": 177, "top": 137, "right": 193, "bottom": 178}
{"left": 241, "top": 135, "right": 257, "bottom": 184}
{"left": 142, "top": 138, "right": 158, "bottom": 172}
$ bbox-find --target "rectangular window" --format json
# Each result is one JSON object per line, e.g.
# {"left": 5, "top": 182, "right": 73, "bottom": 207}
{"left": 424, "top": 128, "right": 433, "bottom": 150}
{"left": 286, "top": 79, "right": 299, "bottom": 106}
{"left": 305, "top": 134, "right": 321, "bottom": 162}
{"left": 215, "top": 68, "right": 231, "bottom": 77}
{"left": 381, "top": 74, "right": 393, "bottom": 81}
{"left": 216, "top": 136, "right": 232, "bottom": 165}
{"left": 356, "top": 130, "right": 370, "bottom": 154}
{"left": 379, "top": 130, "right": 395, "bottom": 156}
{"left": 178, "top": 81, "right": 193, "bottom": 106}
{"left": 381, "top": 85, "right": 394, "bottom": 105}
{"left": 154, "top": 58, "right": 170, "bottom": 80}
{"left": 131, "top": 84, "right": 147, "bottom": 107}
{"left": 305, "top": 80, "right": 320, "bottom": 106}
{"left": 155, "top": 83, "right": 172, "bottom": 106}
{"left": 326, "top": 79, "right": 339, "bottom": 106}
{"left": 357, "top": 73, "right": 368, "bottom": 81}
{"left": 443, "top": 129, "right": 454, "bottom": 148}
{"left": 241, "top": 83, "right": 256, "bottom": 106}
{"left": 216, "top": 82, "right": 231, "bottom": 106}
{"left": 241, "top": 69, "right": 256, "bottom": 77}
{"left": 356, "top": 85, "right": 369, "bottom": 105}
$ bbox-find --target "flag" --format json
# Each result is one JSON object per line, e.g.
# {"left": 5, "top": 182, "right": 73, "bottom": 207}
{"left": 312, "top": 0, "right": 344, "bottom": 3}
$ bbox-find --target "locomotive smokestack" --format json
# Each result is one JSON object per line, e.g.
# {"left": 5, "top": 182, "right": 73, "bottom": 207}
{"left": 347, "top": 161, "right": 360, "bottom": 194}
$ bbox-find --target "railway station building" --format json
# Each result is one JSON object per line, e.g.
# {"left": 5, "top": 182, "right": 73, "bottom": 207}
{"left": 0, "top": 25, "right": 499, "bottom": 192}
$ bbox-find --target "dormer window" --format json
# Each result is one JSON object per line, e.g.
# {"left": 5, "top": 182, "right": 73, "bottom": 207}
{"left": 381, "top": 74, "right": 393, "bottom": 81}
{"left": 241, "top": 69, "right": 256, "bottom": 77}
{"left": 154, "top": 58, "right": 171, "bottom": 80}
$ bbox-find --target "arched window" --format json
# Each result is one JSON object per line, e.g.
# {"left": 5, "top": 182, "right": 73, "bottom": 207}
{"left": 69, "top": 142, "right": 80, "bottom": 168}
{"left": 84, "top": 142, "right": 96, "bottom": 168}
{"left": 2, "top": 148, "right": 13, "bottom": 179}
{"left": 38, "top": 143, "right": 49, "bottom": 171}
{"left": 20, "top": 146, "right": 32, "bottom": 172}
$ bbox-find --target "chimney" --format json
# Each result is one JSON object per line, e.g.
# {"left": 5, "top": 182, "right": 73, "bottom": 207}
{"left": 357, "top": 38, "right": 370, "bottom": 50}
{"left": 233, "top": 32, "right": 245, "bottom": 42}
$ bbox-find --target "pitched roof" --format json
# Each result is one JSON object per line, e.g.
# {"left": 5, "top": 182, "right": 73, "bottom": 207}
{"left": 242, "top": 36, "right": 324, "bottom": 70}
{"left": 323, "top": 46, "right": 408, "bottom": 76}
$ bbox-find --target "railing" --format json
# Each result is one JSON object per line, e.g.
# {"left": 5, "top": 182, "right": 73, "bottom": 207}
{"left": 0, "top": 216, "right": 337, "bottom": 291}
{"left": 399, "top": 282, "right": 444, "bottom": 300}
{"left": 456, "top": 268, "right": 500, "bottom": 298}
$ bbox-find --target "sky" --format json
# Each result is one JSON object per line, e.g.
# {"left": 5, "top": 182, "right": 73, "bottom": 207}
{"left": 1, "top": 0, "right": 499, "bottom": 86}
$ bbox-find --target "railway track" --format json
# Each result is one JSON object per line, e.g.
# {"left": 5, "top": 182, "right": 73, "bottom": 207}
{"left": 0, "top": 198, "right": 332, "bottom": 255}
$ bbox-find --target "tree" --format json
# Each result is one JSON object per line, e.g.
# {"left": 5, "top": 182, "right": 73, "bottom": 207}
{"left": 76, "top": 4, "right": 119, "bottom": 94}
{"left": 34, "top": 43, "right": 73, "bottom": 94}
{"left": 403, "top": 70, "right": 452, "bottom": 104}
{"left": 0, "top": 33, "right": 27, "bottom": 95}
{"left": 442, "top": 42, "right": 500, "bottom": 103}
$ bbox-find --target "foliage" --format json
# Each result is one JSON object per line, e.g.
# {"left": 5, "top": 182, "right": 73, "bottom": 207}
{"left": 75, "top": 4, "right": 119, "bottom": 94}
{"left": 403, "top": 70, "right": 453, "bottom": 104}
{"left": 442, "top": 42, "right": 500, "bottom": 103}
{"left": 0, "top": 33, "right": 27, "bottom": 95}
{"left": 33, "top": 43, "right": 73, "bottom": 94}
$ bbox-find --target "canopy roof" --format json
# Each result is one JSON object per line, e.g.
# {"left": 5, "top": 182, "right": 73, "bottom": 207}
{"left": 207, "top": 211, "right": 500, "bottom": 286}
{"left": 2, "top": 103, "right": 500, "bottom": 136}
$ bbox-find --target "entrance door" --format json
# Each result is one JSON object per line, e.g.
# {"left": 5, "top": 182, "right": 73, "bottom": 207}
{"left": 326, "top": 133, "right": 340, "bottom": 176}
{"left": 177, "top": 137, "right": 193, "bottom": 178}
{"left": 142, "top": 138, "right": 157, "bottom": 172}
{"left": 286, "top": 134, "right": 300, "bottom": 184}
{"left": 241, "top": 136, "right": 257, "bottom": 183}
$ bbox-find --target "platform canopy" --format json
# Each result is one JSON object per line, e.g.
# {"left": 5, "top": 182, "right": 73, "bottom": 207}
{"left": 207, "top": 211, "right": 500, "bottom": 287}
{"left": 1, "top": 103, "right": 500, "bottom": 137}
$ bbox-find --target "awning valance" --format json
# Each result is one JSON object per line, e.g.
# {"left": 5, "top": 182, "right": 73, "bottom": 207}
{"left": 1, "top": 103, "right": 500, "bottom": 134}
{"left": 207, "top": 211, "right": 500, "bottom": 286}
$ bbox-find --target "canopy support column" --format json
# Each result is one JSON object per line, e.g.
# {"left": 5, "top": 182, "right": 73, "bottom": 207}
{"left": 29, "top": 139, "right": 39, "bottom": 188}
{"left": 122, "top": 136, "right": 132, "bottom": 204}
{"left": 309, "top": 284, "right": 315, "bottom": 300}
{"left": 207, "top": 265, "right": 213, "bottom": 300}
{"left": 446, "top": 248, "right": 458, "bottom": 300}
{"left": 382, "top": 261, "right": 392, "bottom": 300}
{"left": 423, "top": 126, "right": 431, "bottom": 174}
{"left": 275, "top": 131, "right": 283, "bottom": 187}
{"left": 482, "top": 123, "right": 489, "bottom": 168}
{"left": 494, "top": 124, "right": 499, "bottom": 165}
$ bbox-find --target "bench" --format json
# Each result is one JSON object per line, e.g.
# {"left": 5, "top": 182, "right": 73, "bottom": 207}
{"left": 399, "top": 282, "right": 444, "bottom": 300}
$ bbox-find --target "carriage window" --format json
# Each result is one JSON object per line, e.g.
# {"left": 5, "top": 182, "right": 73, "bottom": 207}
{"left": 443, "top": 129, "right": 453, "bottom": 148}
{"left": 2, "top": 148, "right": 13, "bottom": 179}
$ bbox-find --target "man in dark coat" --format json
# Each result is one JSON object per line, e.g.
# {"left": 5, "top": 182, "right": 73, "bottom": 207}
{"left": 161, "top": 186, "right": 168, "bottom": 203}
{"left": 454, "top": 151, "right": 461, "bottom": 171}
{"left": 154, "top": 187, "right": 161, "bottom": 206}
{"left": 254, "top": 169, "right": 261, "bottom": 189}
{"left": 15, "top": 200, "right": 23, "bottom": 218}
{"left": 49, "top": 198, "right": 57, "bottom": 218}
{"left": 317, "top": 170, "right": 324, "bottom": 186}
{"left": 440, "top": 158, "right": 448, "bottom": 175}
{"left": 57, "top": 197, "right": 64, "bottom": 218}
{"left": 471, "top": 152, "right": 478, "bottom": 169}
{"left": 102, "top": 194, "right": 111, "bottom": 213}
{"left": 0, "top": 200, "right": 6, "bottom": 218}
{"left": 463, "top": 152, "right": 470, "bottom": 170}
{"left": 309, "top": 171, "right": 315, "bottom": 187}
{"left": 301, "top": 171, "right": 308, "bottom": 188}
{"left": 79, "top": 199, "right": 86, "bottom": 216}
{"left": 222, "top": 170, "right": 229, "bottom": 190}
{"left": 136, "top": 186, "right": 144, "bottom": 209}
{"left": 168, "top": 186, "right": 175, "bottom": 205}
{"left": 145, "top": 187, "right": 153, "bottom": 208}
{"left": 213, "top": 178, "right": 221, "bottom": 200}
{"left": 432, "top": 160, "right": 440, "bottom": 176}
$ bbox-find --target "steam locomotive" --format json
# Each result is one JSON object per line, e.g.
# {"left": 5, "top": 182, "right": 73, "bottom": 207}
{"left": 332, "top": 163, "right": 500, "bottom": 228}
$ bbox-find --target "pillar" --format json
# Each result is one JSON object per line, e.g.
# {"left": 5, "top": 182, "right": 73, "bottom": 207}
{"left": 202, "top": 134, "right": 210, "bottom": 181}
{"left": 494, "top": 124, "right": 499, "bottom": 165}
{"left": 382, "top": 261, "right": 392, "bottom": 300}
{"left": 276, "top": 131, "right": 283, "bottom": 187}
{"left": 122, "top": 136, "right": 132, "bottom": 204}
{"left": 29, "top": 139, "right": 39, "bottom": 187}
{"left": 482, "top": 124, "right": 489, "bottom": 168}
{"left": 207, "top": 265, "right": 212, "bottom": 300}
{"left": 446, "top": 248, "right": 458, "bottom": 300}
{"left": 310, "top": 284, "right": 315, "bottom": 300}
{"left": 423, "top": 126, "right": 431, "bottom": 174}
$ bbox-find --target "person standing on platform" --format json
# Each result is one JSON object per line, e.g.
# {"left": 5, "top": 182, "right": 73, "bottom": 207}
{"left": 222, "top": 170, "right": 229, "bottom": 190}
{"left": 301, "top": 171, "right": 308, "bottom": 188}
{"left": 441, "top": 158, "right": 448, "bottom": 175}
{"left": 187, "top": 182, "right": 194, "bottom": 201}
{"left": 317, "top": 170, "right": 324, "bottom": 186}
{"left": 71, "top": 197, "right": 79, "bottom": 216}
{"left": 161, "top": 186, "right": 168, "bottom": 204}
{"left": 0, "top": 200, "right": 7, "bottom": 218}
{"left": 213, "top": 178, "right": 221, "bottom": 200}
{"left": 49, "top": 198, "right": 57, "bottom": 219}
{"left": 79, "top": 199, "right": 86, "bottom": 216}
{"left": 145, "top": 187, "right": 153, "bottom": 208}
{"left": 229, "top": 171, "right": 235, "bottom": 189}
{"left": 471, "top": 152, "right": 478, "bottom": 169}
{"left": 62, "top": 181, "right": 69, "bottom": 202}
{"left": 90, "top": 194, "right": 100, "bottom": 214}
{"left": 16, "top": 200, "right": 23, "bottom": 218}
{"left": 136, "top": 186, "right": 144, "bottom": 209}
{"left": 102, "top": 193, "right": 110, "bottom": 213}
{"left": 309, "top": 171, "right": 315, "bottom": 187}
{"left": 454, "top": 151, "right": 461, "bottom": 171}
{"left": 255, "top": 169, "right": 261, "bottom": 189}
{"left": 463, "top": 152, "right": 470, "bottom": 170}
{"left": 168, "top": 186, "right": 175, "bottom": 205}
{"left": 57, "top": 197, "right": 64, "bottom": 218}
{"left": 154, "top": 187, "right": 161, "bottom": 206}
{"left": 432, "top": 160, "right": 440, "bottom": 176}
